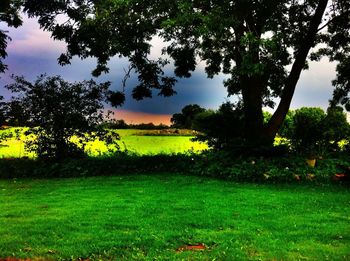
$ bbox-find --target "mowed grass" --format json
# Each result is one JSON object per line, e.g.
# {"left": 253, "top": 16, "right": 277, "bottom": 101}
{"left": 0, "top": 175, "right": 349, "bottom": 260}
{"left": 92, "top": 129, "right": 207, "bottom": 155}
{"left": 0, "top": 128, "right": 207, "bottom": 158}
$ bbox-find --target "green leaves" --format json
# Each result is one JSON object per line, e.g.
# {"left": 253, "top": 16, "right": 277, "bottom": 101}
{"left": 0, "top": 0, "right": 23, "bottom": 73}
{"left": 4, "top": 75, "right": 119, "bottom": 160}
{"left": 107, "top": 91, "right": 126, "bottom": 107}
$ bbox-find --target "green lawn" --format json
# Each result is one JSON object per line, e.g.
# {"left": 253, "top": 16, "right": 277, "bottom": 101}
{"left": 1, "top": 175, "right": 349, "bottom": 260}
{"left": 0, "top": 128, "right": 207, "bottom": 158}
{"left": 104, "top": 129, "right": 207, "bottom": 155}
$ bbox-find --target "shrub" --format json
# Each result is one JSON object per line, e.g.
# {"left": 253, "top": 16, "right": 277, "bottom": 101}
{"left": 4, "top": 75, "right": 119, "bottom": 160}
{"left": 2, "top": 151, "right": 349, "bottom": 184}
{"left": 283, "top": 107, "right": 350, "bottom": 155}
{"left": 192, "top": 102, "right": 246, "bottom": 151}
{"left": 291, "top": 107, "right": 326, "bottom": 152}
{"left": 322, "top": 106, "right": 350, "bottom": 149}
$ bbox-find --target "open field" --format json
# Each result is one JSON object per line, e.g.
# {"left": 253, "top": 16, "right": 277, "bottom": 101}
{"left": 0, "top": 128, "right": 208, "bottom": 158}
{"left": 107, "top": 129, "right": 207, "bottom": 155}
{"left": 0, "top": 174, "right": 349, "bottom": 260}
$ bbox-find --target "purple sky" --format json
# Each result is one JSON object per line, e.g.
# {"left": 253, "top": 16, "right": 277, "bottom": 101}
{"left": 0, "top": 14, "right": 340, "bottom": 122}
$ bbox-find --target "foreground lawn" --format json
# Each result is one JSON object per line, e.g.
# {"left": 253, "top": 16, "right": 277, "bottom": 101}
{"left": 0, "top": 175, "right": 349, "bottom": 260}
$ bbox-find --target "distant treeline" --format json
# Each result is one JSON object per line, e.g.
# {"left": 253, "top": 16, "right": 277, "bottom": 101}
{"left": 1, "top": 120, "right": 171, "bottom": 131}
{"left": 100, "top": 120, "right": 171, "bottom": 130}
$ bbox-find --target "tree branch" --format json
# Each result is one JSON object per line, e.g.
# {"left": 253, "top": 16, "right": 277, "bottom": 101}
{"left": 264, "top": 0, "right": 329, "bottom": 141}
{"left": 121, "top": 64, "right": 133, "bottom": 92}
{"left": 317, "top": 10, "right": 350, "bottom": 32}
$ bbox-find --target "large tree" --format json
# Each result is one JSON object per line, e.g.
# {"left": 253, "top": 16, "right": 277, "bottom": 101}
{"left": 20, "top": 0, "right": 350, "bottom": 146}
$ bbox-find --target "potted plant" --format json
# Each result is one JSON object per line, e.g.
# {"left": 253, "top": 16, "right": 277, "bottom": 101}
{"left": 305, "top": 147, "right": 317, "bottom": 168}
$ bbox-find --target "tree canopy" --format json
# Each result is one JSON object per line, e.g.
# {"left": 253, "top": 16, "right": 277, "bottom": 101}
{"left": 3, "top": 0, "right": 348, "bottom": 147}
{"left": 171, "top": 104, "right": 205, "bottom": 129}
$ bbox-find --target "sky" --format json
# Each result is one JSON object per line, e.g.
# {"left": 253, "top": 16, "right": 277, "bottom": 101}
{"left": 0, "top": 14, "right": 340, "bottom": 124}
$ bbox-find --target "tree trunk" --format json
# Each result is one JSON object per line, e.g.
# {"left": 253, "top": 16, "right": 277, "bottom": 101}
{"left": 242, "top": 76, "right": 265, "bottom": 146}
{"left": 263, "top": 0, "right": 329, "bottom": 143}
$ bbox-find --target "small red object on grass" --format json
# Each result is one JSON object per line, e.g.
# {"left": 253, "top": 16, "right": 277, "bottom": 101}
{"left": 176, "top": 244, "right": 206, "bottom": 252}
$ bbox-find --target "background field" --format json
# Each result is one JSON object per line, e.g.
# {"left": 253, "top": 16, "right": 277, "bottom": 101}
{"left": 1, "top": 175, "right": 349, "bottom": 260}
{"left": 0, "top": 128, "right": 208, "bottom": 158}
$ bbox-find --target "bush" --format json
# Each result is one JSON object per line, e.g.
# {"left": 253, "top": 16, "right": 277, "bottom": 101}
{"left": 1, "top": 152, "right": 349, "bottom": 185}
{"left": 4, "top": 75, "right": 119, "bottom": 160}
{"left": 283, "top": 107, "right": 350, "bottom": 155}
{"left": 291, "top": 107, "right": 326, "bottom": 152}
{"left": 193, "top": 102, "right": 246, "bottom": 151}
{"left": 322, "top": 106, "right": 350, "bottom": 149}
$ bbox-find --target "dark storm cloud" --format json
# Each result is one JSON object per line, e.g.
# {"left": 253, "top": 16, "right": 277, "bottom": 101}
{"left": 1, "top": 51, "right": 230, "bottom": 114}
{"left": 108, "top": 71, "right": 230, "bottom": 114}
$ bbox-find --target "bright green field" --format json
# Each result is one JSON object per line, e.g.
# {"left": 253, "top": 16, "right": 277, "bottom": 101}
{"left": 0, "top": 128, "right": 207, "bottom": 158}
{"left": 100, "top": 129, "right": 207, "bottom": 155}
{"left": 0, "top": 175, "right": 349, "bottom": 260}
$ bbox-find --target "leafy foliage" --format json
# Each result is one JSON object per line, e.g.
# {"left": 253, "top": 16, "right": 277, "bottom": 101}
{"left": 171, "top": 104, "right": 205, "bottom": 129}
{"left": 191, "top": 103, "right": 349, "bottom": 155}
{"left": 278, "top": 110, "right": 295, "bottom": 138}
{"left": 191, "top": 102, "right": 277, "bottom": 153}
{"left": 0, "top": 0, "right": 22, "bottom": 73}
{"left": 322, "top": 106, "right": 350, "bottom": 144}
{"left": 4, "top": 75, "right": 119, "bottom": 160}
{"left": 0, "top": 95, "right": 6, "bottom": 126}
{"left": 1, "top": 151, "right": 349, "bottom": 185}
{"left": 282, "top": 106, "right": 350, "bottom": 155}
{"left": 193, "top": 102, "right": 246, "bottom": 151}
{"left": 291, "top": 107, "right": 327, "bottom": 153}
{"left": 21, "top": 0, "right": 350, "bottom": 145}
